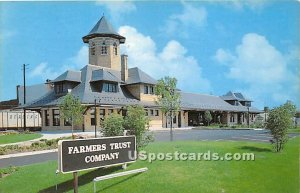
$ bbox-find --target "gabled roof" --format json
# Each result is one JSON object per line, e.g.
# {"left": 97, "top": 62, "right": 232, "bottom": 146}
{"left": 126, "top": 67, "right": 157, "bottom": 85}
{"left": 221, "top": 91, "right": 252, "bottom": 102}
{"left": 90, "top": 68, "right": 122, "bottom": 83}
{"left": 82, "top": 16, "right": 125, "bottom": 43}
{"left": 51, "top": 70, "right": 81, "bottom": 83}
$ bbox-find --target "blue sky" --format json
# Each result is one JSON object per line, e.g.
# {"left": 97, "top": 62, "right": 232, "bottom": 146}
{"left": 0, "top": 1, "right": 299, "bottom": 109}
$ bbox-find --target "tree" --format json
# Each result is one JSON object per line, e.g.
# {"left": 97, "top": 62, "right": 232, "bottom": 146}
{"left": 124, "top": 105, "right": 153, "bottom": 150}
{"left": 155, "top": 76, "right": 181, "bottom": 141}
{"left": 59, "top": 93, "right": 85, "bottom": 139}
{"left": 204, "top": 110, "right": 212, "bottom": 126}
{"left": 266, "top": 101, "right": 296, "bottom": 152}
{"left": 59, "top": 93, "right": 85, "bottom": 193}
{"left": 101, "top": 113, "right": 124, "bottom": 137}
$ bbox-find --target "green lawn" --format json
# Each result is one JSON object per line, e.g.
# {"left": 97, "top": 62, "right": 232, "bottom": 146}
{"left": 0, "top": 133, "right": 42, "bottom": 144}
{"left": 0, "top": 138, "right": 299, "bottom": 193}
{"left": 288, "top": 128, "right": 300, "bottom": 133}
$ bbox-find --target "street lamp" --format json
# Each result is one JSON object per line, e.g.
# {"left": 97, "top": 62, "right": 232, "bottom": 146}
{"left": 94, "top": 99, "right": 97, "bottom": 138}
{"left": 247, "top": 106, "right": 250, "bottom": 128}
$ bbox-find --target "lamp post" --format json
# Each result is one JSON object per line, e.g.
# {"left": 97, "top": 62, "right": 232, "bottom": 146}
{"left": 247, "top": 106, "right": 250, "bottom": 128}
{"left": 94, "top": 99, "right": 97, "bottom": 138}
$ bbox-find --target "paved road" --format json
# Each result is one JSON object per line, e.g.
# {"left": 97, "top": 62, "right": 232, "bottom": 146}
{"left": 153, "top": 129, "right": 287, "bottom": 142}
{"left": 1, "top": 129, "right": 299, "bottom": 168}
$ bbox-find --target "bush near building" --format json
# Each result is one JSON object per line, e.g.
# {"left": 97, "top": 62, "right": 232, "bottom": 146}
{"left": 266, "top": 101, "right": 296, "bottom": 152}
{"left": 124, "top": 105, "right": 153, "bottom": 150}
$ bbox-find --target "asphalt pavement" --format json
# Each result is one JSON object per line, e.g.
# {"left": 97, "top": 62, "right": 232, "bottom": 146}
{"left": 1, "top": 129, "right": 299, "bottom": 168}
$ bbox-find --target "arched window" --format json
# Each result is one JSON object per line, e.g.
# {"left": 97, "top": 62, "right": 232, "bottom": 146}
{"left": 90, "top": 42, "right": 95, "bottom": 55}
{"left": 113, "top": 42, "right": 118, "bottom": 55}
{"left": 101, "top": 42, "right": 107, "bottom": 55}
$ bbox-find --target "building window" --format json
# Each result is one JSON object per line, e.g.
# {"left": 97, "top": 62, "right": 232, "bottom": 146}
{"left": 150, "top": 109, "right": 154, "bottom": 116}
{"left": 108, "top": 109, "right": 114, "bottom": 115}
{"left": 145, "top": 109, "right": 148, "bottom": 116}
{"left": 90, "top": 109, "right": 95, "bottom": 126}
{"left": 45, "top": 110, "right": 49, "bottom": 126}
{"left": 52, "top": 109, "right": 60, "bottom": 126}
{"left": 100, "top": 109, "right": 105, "bottom": 120}
{"left": 230, "top": 114, "right": 235, "bottom": 122}
{"left": 64, "top": 119, "right": 71, "bottom": 126}
{"left": 113, "top": 43, "right": 118, "bottom": 55}
{"left": 155, "top": 110, "right": 159, "bottom": 116}
{"left": 101, "top": 42, "right": 107, "bottom": 55}
{"left": 144, "top": 85, "right": 149, "bottom": 94}
{"left": 90, "top": 42, "right": 95, "bottom": 55}
{"left": 173, "top": 115, "right": 176, "bottom": 124}
{"left": 55, "top": 83, "right": 64, "bottom": 94}
{"left": 150, "top": 86, "right": 154, "bottom": 94}
{"left": 144, "top": 85, "right": 154, "bottom": 94}
{"left": 103, "top": 83, "right": 117, "bottom": 93}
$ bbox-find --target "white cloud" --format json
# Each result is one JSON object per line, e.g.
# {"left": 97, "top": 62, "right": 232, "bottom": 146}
{"left": 29, "top": 62, "right": 59, "bottom": 80}
{"left": 66, "top": 46, "right": 88, "bottom": 70}
{"left": 162, "top": 3, "right": 207, "bottom": 37}
{"left": 96, "top": 0, "right": 136, "bottom": 20}
{"left": 214, "top": 33, "right": 298, "bottom": 107}
{"left": 119, "top": 26, "right": 211, "bottom": 93}
{"left": 29, "top": 46, "right": 88, "bottom": 81}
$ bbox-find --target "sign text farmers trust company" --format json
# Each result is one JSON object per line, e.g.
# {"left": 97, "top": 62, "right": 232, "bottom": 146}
{"left": 58, "top": 136, "right": 136, "bottom": 173}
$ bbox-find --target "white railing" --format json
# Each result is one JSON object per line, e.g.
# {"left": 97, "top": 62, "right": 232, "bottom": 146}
{"left": 93, "top": 167, "right": 148, "bottom": 193}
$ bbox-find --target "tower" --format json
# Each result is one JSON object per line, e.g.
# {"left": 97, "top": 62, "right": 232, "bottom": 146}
{"left": 82, "top": 16, "right": 126, "bottom": 71}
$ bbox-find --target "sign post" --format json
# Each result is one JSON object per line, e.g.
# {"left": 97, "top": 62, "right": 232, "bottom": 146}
{"left": 58, "top": 136, "right": 136, "bottom": 174}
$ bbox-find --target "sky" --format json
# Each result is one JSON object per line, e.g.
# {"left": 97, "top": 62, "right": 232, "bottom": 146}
{"left": 0, "top": 1, "right": 299, "bottom": 109}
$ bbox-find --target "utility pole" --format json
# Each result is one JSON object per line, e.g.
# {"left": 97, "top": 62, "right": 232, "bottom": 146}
{"left": 23, "top": 64, "right": 29, "bottom": 131}
{"left": 94, "top": 99, "right": 97, "bottom": 138}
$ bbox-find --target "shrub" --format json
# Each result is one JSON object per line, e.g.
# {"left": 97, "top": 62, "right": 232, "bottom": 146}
{"left": 204, "top": 111, "right": 212, "bottom": 126}
{"left": 266, "top": 101, "right": 296, "bottom": 152}
{"left": 0, "top": 166, "right": 18, "bottom": 178}
{"left": 101, "top": 113, "right": 124, "bottom": 137}
{"left": 124, "top": 105, "right": 153, "bottom": 150}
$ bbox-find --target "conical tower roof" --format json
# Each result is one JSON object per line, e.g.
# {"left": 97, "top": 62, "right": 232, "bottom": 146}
{"left": 82, "top": 16, "right": 125, "bottom": 43}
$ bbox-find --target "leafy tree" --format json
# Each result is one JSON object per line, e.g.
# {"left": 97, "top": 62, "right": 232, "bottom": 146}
{"left": 101, "top": 113, "right": 124, "bottom": 137}
{"left": 266, "top": 101, "right": 296, "bottom": 152}
{"left": 59, "top": 93, "right": 85, "bottom": 193}
{"left": 154, "top": 76, "right": 181, "bottom": 141}
{"left": 204, "top": 110, "right": 212, "bottom": 126}
{"left": 124, "top": 105, "right": 153, "bottom": 150}
{"left": 59, "top": 93, "right": 85, "bottom": 139}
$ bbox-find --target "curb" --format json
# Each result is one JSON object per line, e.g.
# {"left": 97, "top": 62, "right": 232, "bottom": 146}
{"left": 0, "top": 149, "right": 58, "bottom": 159}
{"left": 192, "top": 128, "right": 266, "bottom": 131}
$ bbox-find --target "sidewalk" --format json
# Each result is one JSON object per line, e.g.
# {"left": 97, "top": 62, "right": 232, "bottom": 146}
{"left": 149, "top": 126, "right": 193, "bottom": 131}
{"left": 0, "top": 131, "right": 96, "bottom": 147}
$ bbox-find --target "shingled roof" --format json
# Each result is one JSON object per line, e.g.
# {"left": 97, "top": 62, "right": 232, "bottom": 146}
{"left": 51, "top": 70, "right": 81, "bottom": 83}
{"left": 180, "top": 92, "right": 261, "bottom": 113}
{"left": 90, "top": 68, "right": 122, "bottom": 83}
{"left": 82, "top": 16, "right": 126, "bottom": 43}
{"left": 24, "top": 65, "right": 141, "bottom": 108}
{"left": 221, "top": 91, "right": 252, "bottom": 102}
{"left": 126, "top": 67, "right": 157, "bottom": 85}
